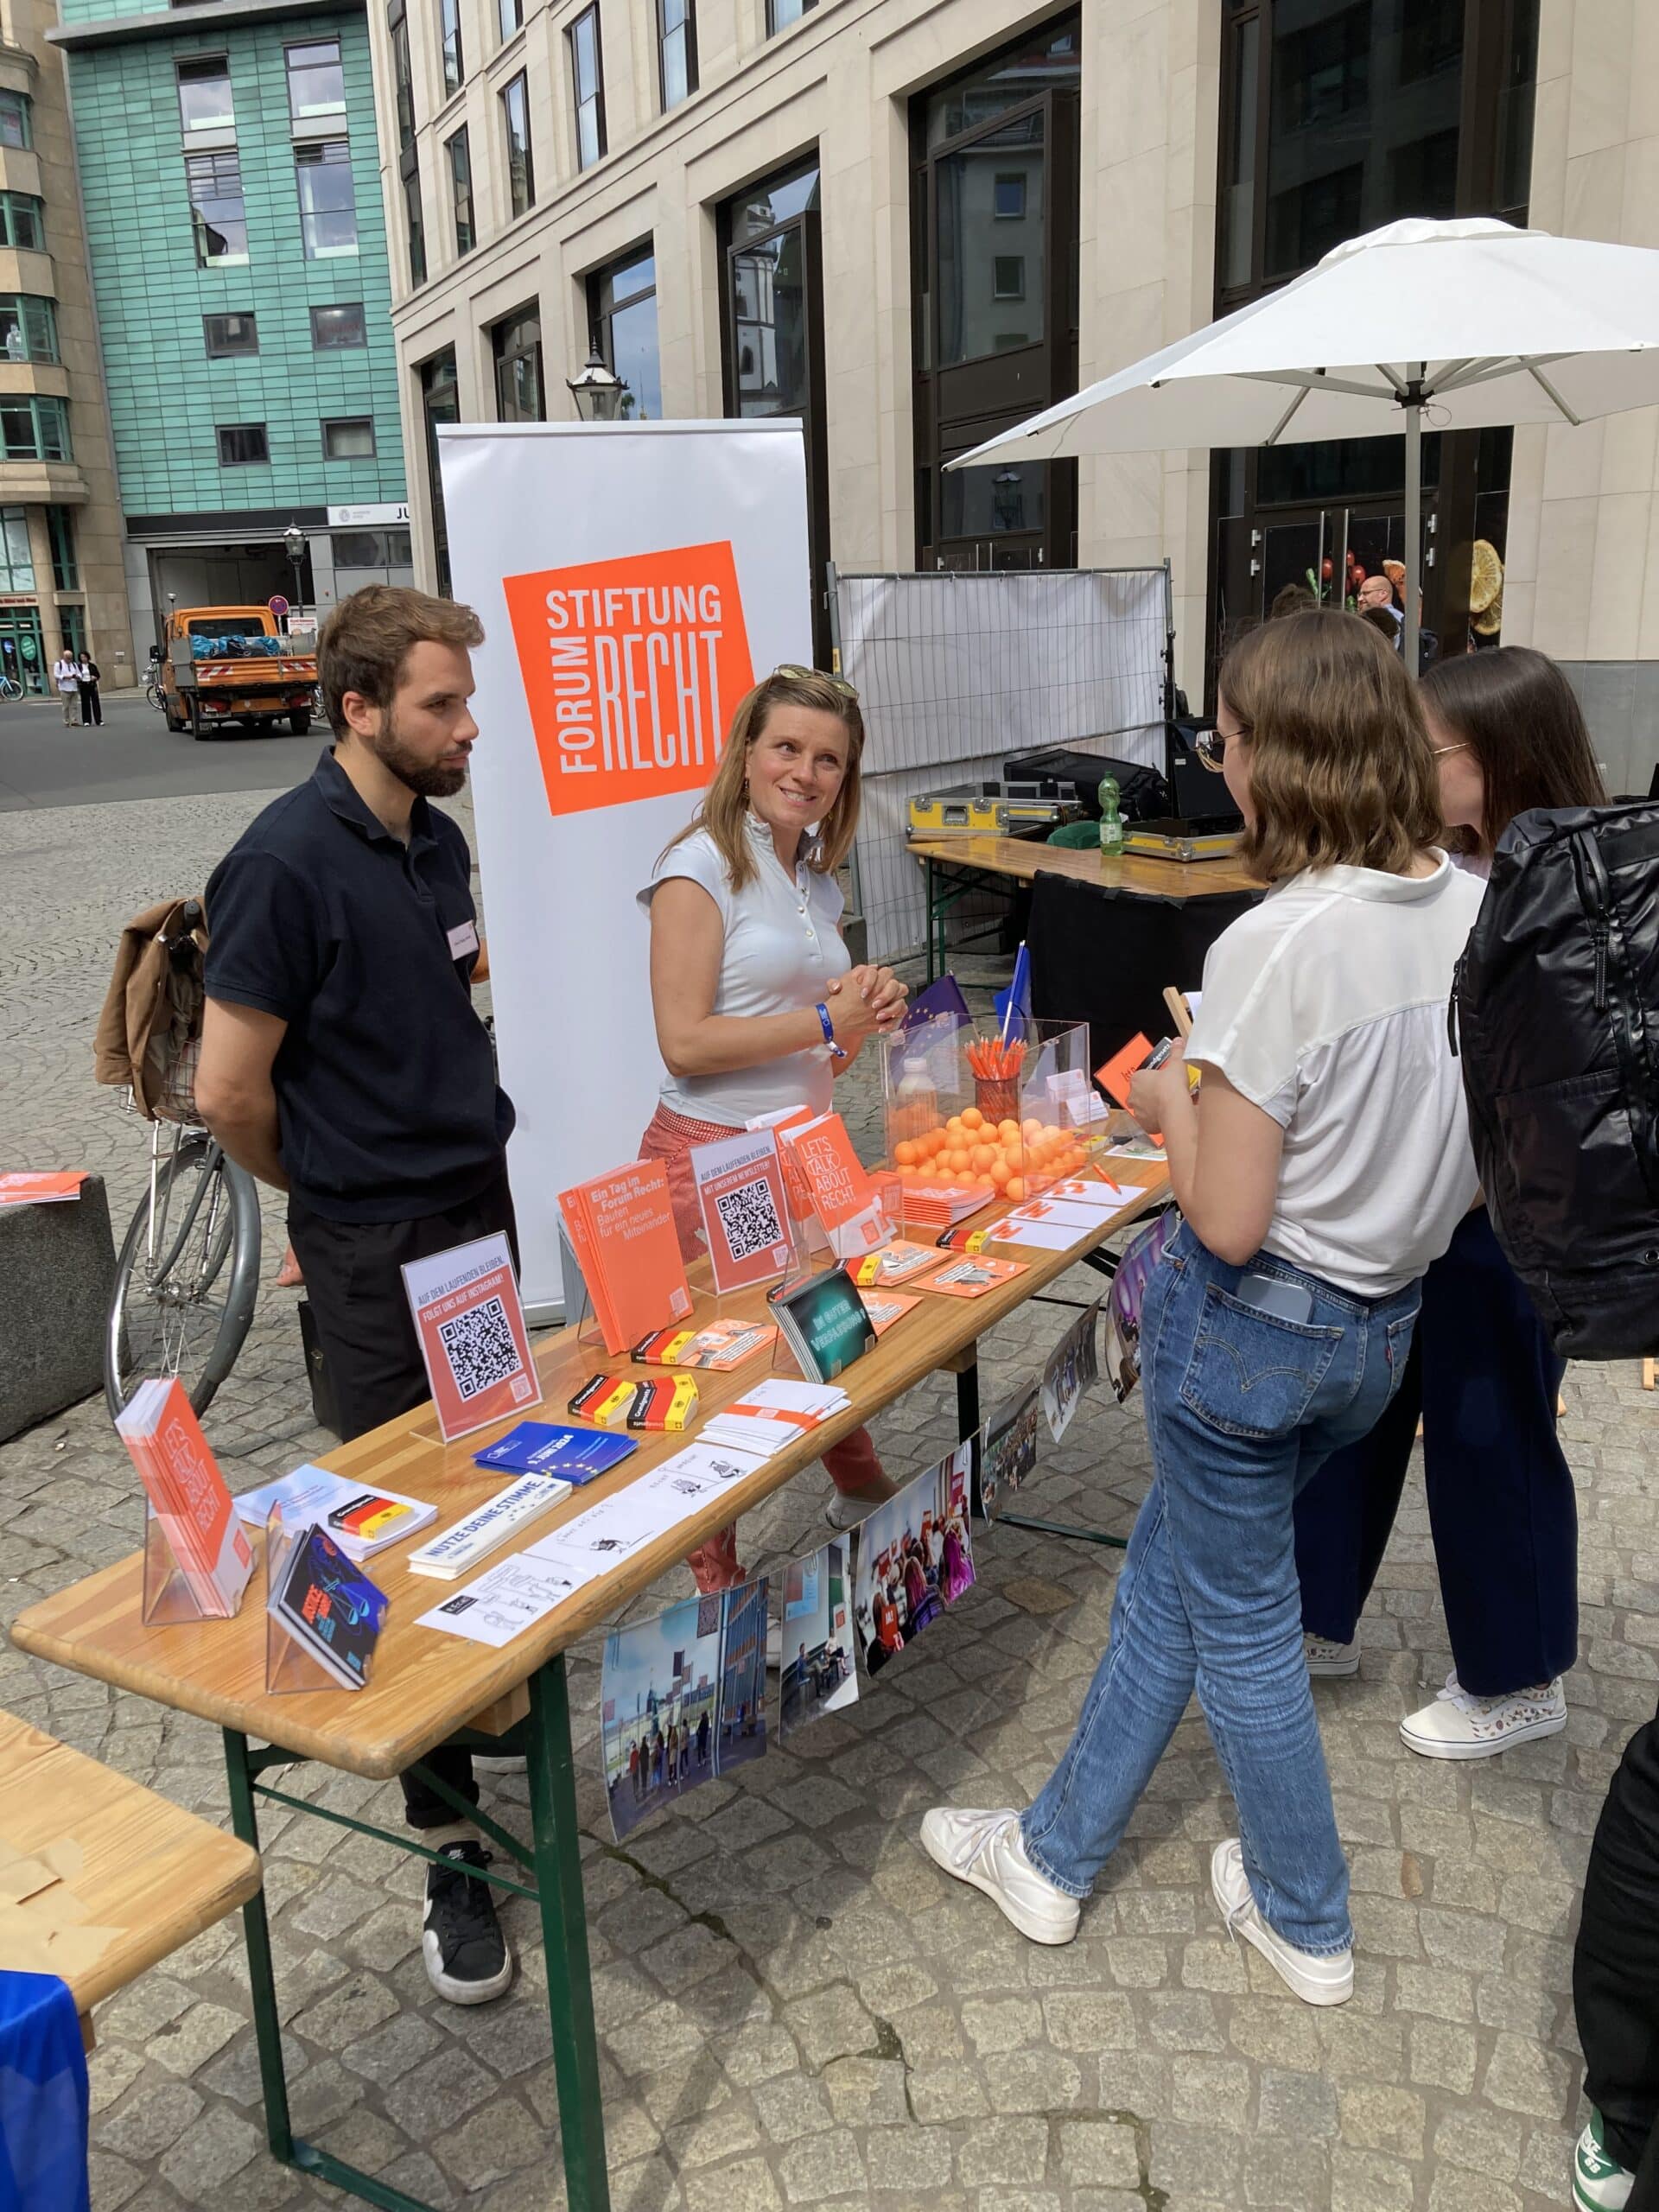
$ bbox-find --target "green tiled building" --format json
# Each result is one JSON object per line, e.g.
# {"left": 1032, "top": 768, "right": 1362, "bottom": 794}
{"left": 51, "top": 0, "right": 410, "bottom": 658}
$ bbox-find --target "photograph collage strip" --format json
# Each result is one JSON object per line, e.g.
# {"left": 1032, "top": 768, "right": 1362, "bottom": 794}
{"left": 598, "top": 1254, "right": 1146, "bottom": 1835}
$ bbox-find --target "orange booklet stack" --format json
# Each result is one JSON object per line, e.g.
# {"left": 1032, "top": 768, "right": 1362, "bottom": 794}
{"left": 779, "top": 1112, "right": 893, "bottom": 1261}
{"left": 558, "top": 1158, "right": 694, "bottom": 1356}
{"left": 116, "top": 1377, "right": 256, "bottom": 1617}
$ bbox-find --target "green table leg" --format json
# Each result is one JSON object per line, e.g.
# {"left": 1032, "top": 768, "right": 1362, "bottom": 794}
{"left": 527, "top": 1653, "right": 612, "bottom": 2212}
{"left": 222, "top": 1729, "right": 296, "bottom": 2168}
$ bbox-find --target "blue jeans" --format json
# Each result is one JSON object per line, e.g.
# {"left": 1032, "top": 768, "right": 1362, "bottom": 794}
{"left": 1021, "top": 1224, "right": 1421, "bottom": 1956}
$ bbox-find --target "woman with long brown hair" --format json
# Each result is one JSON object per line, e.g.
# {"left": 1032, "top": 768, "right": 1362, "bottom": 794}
{"left": 1294, "top": 644, "right": 1605, "bottom": 1758}
{"left": 922, "top": 613, "right": 1484, "bottom": 2004}
{"left": 638, "top": 666, "right": 906, "bottom": 1591}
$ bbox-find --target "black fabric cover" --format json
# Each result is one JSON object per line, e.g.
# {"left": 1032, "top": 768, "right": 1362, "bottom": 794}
{"left": 1027, "top": 870, "right": 1260, "bottom": 1072}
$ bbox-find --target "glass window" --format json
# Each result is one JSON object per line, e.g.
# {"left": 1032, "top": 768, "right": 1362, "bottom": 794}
{"left": 501, "top": 73, "right": 534, "bottom": 214}
{"left": 388, "top": 0, "right": 414, "bottom": 150}
{"left": 403, "top": 159, "right": 427, "bottom": 284}
{"left": 0, "top": 193, "right": 43, "bottom": 252}
{"left": 727, "top": 162, "right": 819, "bottom": 249}
{"left": 498, "top": 0, "right": 523, "bottom": 40}
{"left": 726, "top": 163, "right": 818, "bottom": 418}
{"left": 203, "top": 310, "right": 257, "bottom": 357}
{"left": 0, "top": 507, "right": 34, "bottom": 593}
{"left": 440, "top": 0, "right": 465, "bottom": 94}
{"left": 590, "top": 245, "right": 660, "bottom": 419}
{"left": 47, "top": 505, "right": 77, "bottom": 591}
{"left": 177, "top": 54, "right": 233, "bottom": 133}
{"left": 334, "top": 528, "right": 391, "bottom": 568}
{"left": 569, "top": 10, "right": 605, "bottom": 170}
{"left": 1219, "top": 11, "right": 1258, "bottom": 291}
{"left": 217, "top": 422, "right": 268, "bottom": 466}
{"left": 993, "top": 173, "right": 1025, "bottom": 219}
{"left": 58, "top": 604, "right": 87, "bottom": 662}
{"left": 312, "top": 301, "right": 366, "bottom": 347}
{"left": 940, "top": 459, "right": 1045, "bottom": 539}
{"left": 419, "top": 345, "right": 458, "bottom": 594}
{"left": 924, "top": 16, "right": 1078, "bottom": 148}
{"left": 0, "top": 296, "right": 57, "bottom": 364}
{"left": 937, "top": 112, "right": 1044, "bottom": 365}
{"left": 323, "top": 416, "right": 377, "bottom": 458}
{"left": 492, "top": 303, "right": 543, "bottom": 422}
{"left": 0, "top": 397, "right": 70, "bottom": 461}
{"left": 658, "top": 0, "right": 696, "bottom": 109}
{"left": 185, "top": 151, "right": 246, "bottom": 264}
{"left": 447, "top": 126, "right": 474, "bottom": 254}
{"left": 286, "top": 39, "right": 346, "bottom": 120}
{"left": 767, "top": 0, "right": 817, "bottom": 32}
{"left": 0, "top": 92, "right": 31, "bottom": 150}
{"left": 296, "top": 140, "right": 358, "bottom": 258}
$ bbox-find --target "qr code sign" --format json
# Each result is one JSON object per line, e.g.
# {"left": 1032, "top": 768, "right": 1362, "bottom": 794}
{"left": 714, "top": 1175, "right": 786, "bottom": 1264}
{"left": 437, "top": 1295, "right": 523, "bottom": 1402}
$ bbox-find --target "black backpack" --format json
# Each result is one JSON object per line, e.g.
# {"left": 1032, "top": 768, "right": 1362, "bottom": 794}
{"left": 1452, "top": 801, "right": 1659, "bottom": 1359}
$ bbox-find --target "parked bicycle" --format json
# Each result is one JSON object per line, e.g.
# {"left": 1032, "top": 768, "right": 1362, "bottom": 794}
{"left": 0, "top": 671, "right": 24, "bottom": 700}
{"left": 99, "top": 897, "right": 261, "bottom": 1421}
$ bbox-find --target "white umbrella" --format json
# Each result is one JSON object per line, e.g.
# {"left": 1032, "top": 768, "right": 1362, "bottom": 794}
{"left": 951, "top": 215, "right": 1659, "bottom": 665}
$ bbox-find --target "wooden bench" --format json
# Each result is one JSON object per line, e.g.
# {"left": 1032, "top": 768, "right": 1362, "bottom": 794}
{"left": 0, "top": 1708, "right": 261, "bottom": 2044}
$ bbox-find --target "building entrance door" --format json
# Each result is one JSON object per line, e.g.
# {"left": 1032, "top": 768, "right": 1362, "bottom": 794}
{"left": 0, "top": 604, "right": 46, "bottom": 693}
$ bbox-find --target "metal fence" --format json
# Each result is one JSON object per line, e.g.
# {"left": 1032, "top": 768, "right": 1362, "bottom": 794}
{"left": 830, "top": 564, "right": 1173, "bottom": 962}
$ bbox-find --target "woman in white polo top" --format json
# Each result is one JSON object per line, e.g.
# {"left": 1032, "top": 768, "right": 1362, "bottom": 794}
{"left": 638, "top": 666, "right": 906, "bottom": 1591}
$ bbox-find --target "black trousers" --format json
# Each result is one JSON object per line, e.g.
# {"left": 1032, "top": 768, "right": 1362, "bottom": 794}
{"left": 1293, "top": 1208, "right": 1576, "bottom": 1696}
{"left": 287, "top": 1166, "right": 518, "bottom": 1831}
{"left": 1576, "top": 1697, "right": 1659, "bottom": 2199}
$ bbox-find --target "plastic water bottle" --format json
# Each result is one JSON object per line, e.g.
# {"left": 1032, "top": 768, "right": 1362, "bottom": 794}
{"left": 894, "top": 1053, "right": 937, "bottom": 1144}
{"left": 1097, "top": 775, "right": 1124, "bottom": 857}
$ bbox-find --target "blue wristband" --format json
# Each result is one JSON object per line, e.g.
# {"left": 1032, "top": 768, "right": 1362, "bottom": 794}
{"left": 816, "top": 1001, "right": 846, "bottom": 1058}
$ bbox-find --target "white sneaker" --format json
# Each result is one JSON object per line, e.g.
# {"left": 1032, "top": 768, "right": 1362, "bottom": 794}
{"left": 919, "top": 1807, "right": 1080, "bottom": 1945}
{"left": 1304, "top": 1635, "right": 1360, "bottom": 1678}
{"left": 1574, "top": 2113, "right": 1636, "bottom": 2210}
{"left": 1399, "top": 1671, "right": 1567, "bottom": 1761}
{"left": 1211, "top": 1839, "right": 1352, "bottom": 2007}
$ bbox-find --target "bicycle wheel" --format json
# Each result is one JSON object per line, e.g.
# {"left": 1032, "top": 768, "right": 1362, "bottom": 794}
{"left": 105, "top": 1138, "right": 263, "bottom": 1421}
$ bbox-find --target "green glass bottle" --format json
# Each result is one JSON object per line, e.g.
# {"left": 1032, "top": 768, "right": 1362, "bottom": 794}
{"left": 1097, "top": 774, "right": 1124, "bottom": 857}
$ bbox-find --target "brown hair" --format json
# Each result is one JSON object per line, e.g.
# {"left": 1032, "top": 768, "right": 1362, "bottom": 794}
{"left": 318, "top": 584, "right": 485, "bottom": 738}
{"left": 1218, "top": 609, "right": 1440, "bottom": 881}
{"left": 1419, "top": 645, "right": 1606, "bottom": 858}
{"left": 1269, "top": 582, "right": 1318, "bottom": 620}
{"left": 661, "top": 669, "right": 865, "bottom": 889}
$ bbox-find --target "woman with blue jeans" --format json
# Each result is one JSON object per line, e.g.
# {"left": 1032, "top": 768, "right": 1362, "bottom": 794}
{"left": 922, "top": 611, "right": 1485, "bottom": 2005}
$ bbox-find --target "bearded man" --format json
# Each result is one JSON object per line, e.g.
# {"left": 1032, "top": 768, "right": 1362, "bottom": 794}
{"left": 198, "top": 585, "right": 517, "bottom": 2009}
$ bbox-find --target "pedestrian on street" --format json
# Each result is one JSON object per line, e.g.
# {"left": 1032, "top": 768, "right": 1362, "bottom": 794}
{"left": 53, "top": 651, "right": 78, "bottom": 726}
{"left": 75, "top": 654, "right": 102, "bottom": 727}
{"left": 194, "top": 583, "right": 518, "bottom": 2012}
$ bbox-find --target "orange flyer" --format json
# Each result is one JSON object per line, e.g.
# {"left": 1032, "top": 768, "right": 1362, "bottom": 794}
{"left": 690, "top": 1128, "right": 796, "bottom": 1294}
{"left": 402, "top": 1232, "right": 544, "bottom": 1441}
{"left": 116, "top": 1376, "right": 255, "bottom": 1615}
{"left": 0, "top": 1170, "right": 87, "bottom": 1206}
{"left": 1096, "top": 1033, "right": 1155, "bottom": 1108}
{"left": 559, "top": 1159, "right": 693, "bottom": 1355}
{"left": 780, "top": 1113, "right": 892, "bottom": 1260}
{"left": 915, "top": 1254, "right": 1029, "bottom": 1299}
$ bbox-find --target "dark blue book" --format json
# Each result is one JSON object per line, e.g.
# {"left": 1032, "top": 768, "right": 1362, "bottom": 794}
{"left": 270, "top": 1524, "right": 388, "bottom": 1692}
{"left": 473, "top": 1421, "right": 638, "bottom": 1485}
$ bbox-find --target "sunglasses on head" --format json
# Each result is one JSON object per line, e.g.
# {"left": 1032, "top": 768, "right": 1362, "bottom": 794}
{"left": 1194, "top": 722, "right": 1249, "bottom": 772}
{"left": 772, "top": 663, "right": 859, "bottom": 702}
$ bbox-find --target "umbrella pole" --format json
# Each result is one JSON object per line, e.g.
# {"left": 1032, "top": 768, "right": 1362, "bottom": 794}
{"left": 1404, "top": 400, "right": 1422, "bottom": 672}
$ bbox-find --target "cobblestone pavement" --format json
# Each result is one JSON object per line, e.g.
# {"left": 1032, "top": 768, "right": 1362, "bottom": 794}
{"left": 3, "top": 787, "right": 1656, "bottom": 2212}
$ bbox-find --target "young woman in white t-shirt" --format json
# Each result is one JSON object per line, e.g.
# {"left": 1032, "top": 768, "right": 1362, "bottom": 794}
{"left": 921, "top": 612, "right": 1484, "bottom": 2006}
{"left": 639, "top": 667, "right": 906, "bottom": 1592}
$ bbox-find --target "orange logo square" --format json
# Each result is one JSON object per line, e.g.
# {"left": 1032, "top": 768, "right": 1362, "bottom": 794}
{"left": 502, "top": 541, "right": 755, "bottom": 818}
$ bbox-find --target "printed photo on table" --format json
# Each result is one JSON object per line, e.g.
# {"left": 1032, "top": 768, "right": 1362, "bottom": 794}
{"left": 979, "top": 1383, "right": 1039, "bottom": 1519}
{"left": 778, "top": 1540, "right": 858, "bottom": 1743}
{"left": 1040, "top": 1299, "right": 1102, "bottom": 1443}
{"left": 601, "top": 1577, "right": 770, "bottom": 1840}
{"left": 852, "top": 1446, "right": 976, "bottom": 1678}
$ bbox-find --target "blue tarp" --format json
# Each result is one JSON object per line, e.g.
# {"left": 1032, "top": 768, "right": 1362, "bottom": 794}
{"left": 188, "top": 633, "right": 285, "bottom": 658}
{"left": 0, "top": 1971, "right": 90, "bottom": 2212}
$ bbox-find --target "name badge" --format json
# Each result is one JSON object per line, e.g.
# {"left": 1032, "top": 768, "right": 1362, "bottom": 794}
{"left": 447, "top": 919, "right": 480, "bottom": 961}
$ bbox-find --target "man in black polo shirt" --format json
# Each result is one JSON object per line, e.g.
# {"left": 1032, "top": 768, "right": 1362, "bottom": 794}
{"left": 197, "top": 584, "right": 517, "bottom": 2007}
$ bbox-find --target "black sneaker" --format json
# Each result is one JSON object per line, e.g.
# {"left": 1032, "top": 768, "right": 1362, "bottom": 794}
{"left": 422, "top": 1840, "right": 512, "bottom": 2005}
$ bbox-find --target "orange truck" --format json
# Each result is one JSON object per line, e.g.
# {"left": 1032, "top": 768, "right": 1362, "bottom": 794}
{"left": 160, "top": 605, "right": 318, "bottom": 741}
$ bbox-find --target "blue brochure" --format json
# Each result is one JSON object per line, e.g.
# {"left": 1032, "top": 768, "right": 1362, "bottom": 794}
{"left": 473, "top": 1421, "right": 639, "bottom": 1484}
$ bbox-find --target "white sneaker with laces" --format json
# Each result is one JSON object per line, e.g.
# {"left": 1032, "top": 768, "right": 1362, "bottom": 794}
{"left": 1399, "top": 1671, "right": 1567, "bottom": 1760}
{"left": 1304, "top": 1635, "right": 1360, "bottom": 1678}
{"left": 1211, "top": 1839, "right": 1352, "bottom": 2007}
{"left": 919, "top": 1807, "right": 1080, "bottom": 1945}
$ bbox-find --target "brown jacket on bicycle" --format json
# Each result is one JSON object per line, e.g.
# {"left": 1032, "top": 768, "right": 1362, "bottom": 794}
{"left": 93, "top": 897, "right": 208, "bottom": 1122}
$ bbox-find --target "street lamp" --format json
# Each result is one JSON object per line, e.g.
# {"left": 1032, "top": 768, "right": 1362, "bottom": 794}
{"left": 282, "top": 524, "right": 307, "bottom": 623}
{"left": 566, "top": 344, "right": 625, "bottom": 423}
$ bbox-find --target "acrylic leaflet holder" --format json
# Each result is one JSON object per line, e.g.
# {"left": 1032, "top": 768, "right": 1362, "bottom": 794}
{"left": 142, "top": 1497, "right": 245, "bottom": 1626}
{"left": 264, "top": 1502, "right": 385, "bottom": 1694}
